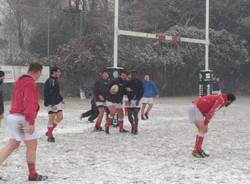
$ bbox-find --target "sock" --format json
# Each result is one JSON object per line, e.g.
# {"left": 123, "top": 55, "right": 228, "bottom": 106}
{"left": 130, "top": 122, "right": 135, "bottom": 130}
{"left": 95, "top": 120, "right": 102, "bottom": 128}
{"left": 105, "top": 116, "right": 112, "bottom": 128}
{"left": 194, "top": 134, "right": 204, "bottom": 152}
{"left": 134, "top": 122, "right": 138, "bottom": 131}
{"left": 118, "top": 120, "right": 124, "bottom": 131}
{"left": 47, "top": 127, "right": 53, "bottom": 138}
{"left": 28, "top": 162, "right": 36, "bottom": 177}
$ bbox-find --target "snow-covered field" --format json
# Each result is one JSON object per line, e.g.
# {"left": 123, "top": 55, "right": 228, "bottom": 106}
{"left": 0, "top": 97, "right": 250, "bottom": 184}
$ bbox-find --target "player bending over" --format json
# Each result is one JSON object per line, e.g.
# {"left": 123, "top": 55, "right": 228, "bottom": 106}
{"left": 188, "top": 93, "right": 236, "bottom": 158}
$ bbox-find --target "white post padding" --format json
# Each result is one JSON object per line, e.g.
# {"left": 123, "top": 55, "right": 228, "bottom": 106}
{"left": 118, "top": 30, "right": 208, "bottom": 45}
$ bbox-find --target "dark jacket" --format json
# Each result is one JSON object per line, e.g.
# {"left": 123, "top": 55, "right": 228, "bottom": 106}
{"left": 0, "top": 81, "right": 4, "bottom": 115}
{"left": 93, "top": 79, "right": 109, "bottom": 102}
{"left": 44, "top": 76, "right": 63, "bottom": 106}
{"left": 126, "top": 79, "right": 144, "bottom": 101}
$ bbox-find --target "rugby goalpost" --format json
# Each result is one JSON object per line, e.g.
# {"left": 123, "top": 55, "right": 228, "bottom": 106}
{"left": 113, "top": 0, "right": 212, "bottom": 95}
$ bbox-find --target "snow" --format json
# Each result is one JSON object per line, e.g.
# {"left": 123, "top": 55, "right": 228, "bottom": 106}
{"left": 0, "top": 97, "right": 250, "bottom": 184}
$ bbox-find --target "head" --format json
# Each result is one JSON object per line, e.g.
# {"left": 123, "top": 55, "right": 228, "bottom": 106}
{"left": 27, "top": 63, "right": 43, "bottom": 81}
{"left": 126, "top": 72, "right": 132, "bottom": 81}
{"left": 144, "top": 75, "right": 150, "bottom": 81}
{"left": 225, "top": 93, "right": 236, "bottom": 107}
{"left": 100, "top": 69, "right": 109, "bottom": 80}
{"left": 131, "top": 70, "right": 137, "bottom": 80}
{"left": 50, "top": 67, "right": 61, "bottom": 78}
{"left": 120, "top": 70, "right": 127, "bottom": 81}
{"left": 0, "top": 71, "right": 5, "bottom": 84}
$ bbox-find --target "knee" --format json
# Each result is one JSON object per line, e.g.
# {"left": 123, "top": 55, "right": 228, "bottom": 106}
{"left": 204, "top": 126, "right": 208, "bottom": 134}
{"left": 8, "top": 142, "right": 20, "bottom": 151}
{"left": 98, "top": 110, "right": 104, "bottom": 116}
{"left": 200, "top": 126, "right": 208, "bottom": 134}
{"left": 57, "top": 115, "right": 63, "bottom": 122}
{"left": 128, "top": 115, "right": 133, "bottom": 122}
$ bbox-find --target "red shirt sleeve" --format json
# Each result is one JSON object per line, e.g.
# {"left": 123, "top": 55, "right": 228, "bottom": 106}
{"left": 204, "top": 96, "right": 226, "bottom": 125}
{"left": 23, "top": 82, "right": 39, "bottom": 125}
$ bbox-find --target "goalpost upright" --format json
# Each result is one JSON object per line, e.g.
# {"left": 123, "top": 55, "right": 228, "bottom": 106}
{"left": 113, "top": 0, "right": 212, "bottom": 95}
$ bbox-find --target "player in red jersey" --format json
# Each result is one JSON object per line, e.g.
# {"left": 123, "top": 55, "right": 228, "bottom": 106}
{"left": 0, "top": 63, "right": 48, "bottom": 181}
{"left": 188, "top": 93, "right": 236, "bottom": 158}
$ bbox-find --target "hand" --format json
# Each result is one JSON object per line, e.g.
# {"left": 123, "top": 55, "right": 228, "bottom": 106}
{"left": 51, "top": 105, "right": 58, "bottom": 111}
{"left": 0, "top": 114, "right": 4, "bottom": 120}
{"left": 126, "top": 87, "right": 132, "bottom": 92}
{"left": 99, "top": 95, "right": 104, "bottom": 101}
{"left": 26, "top": 125, "right": 35, "bottom": 134}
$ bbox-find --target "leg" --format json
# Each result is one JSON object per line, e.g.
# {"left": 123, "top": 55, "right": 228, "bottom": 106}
{"left": 145, "top": 103, "right": 153, "bottom": 119}
{"left": 117, "top": 108, "right": 126, "bottom": 132}
{"left": 25, "top": 139, "right": 48, "bottom": 181}
{"left": 141, "top": 103, "right": 147, "bottom": 120}
{"left": 88, "top": 109, "right": 98, "bottom": 122}
{"left": 48, "top": 111, "right": 63, "bottom": 142}
{"left": 105, "top": 106, "right": 116, "bottom": 134}
{"left": 94, "top": 107, "right": 105, "bottom": 130}
{"left": 192, "top": 121, "right": 208, "bottom": 157}
{"left": 47, "top": 113, "right": 56, "bottom": 141}
{"left": 55, "top": 111, "right": 63, "bottom": 124}
{"left": 127, "top": 108, "right": 134, "bottom": 124}
{"left": 132, "top": 108, "right": 140, "bottom": 134}
{"left": 0, "top": 139, "right": 20, "bottom": 165}
{"left": 127, "top": 108, "right": 135, "bottom": 133}
{"left": 25, "top": 139, "right": 37, "bottom": 176}
{"left": 81, "top": 109, "right": 93, "bottom": 119}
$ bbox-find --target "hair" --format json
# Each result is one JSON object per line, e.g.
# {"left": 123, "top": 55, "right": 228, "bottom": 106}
{"left": 226, "top": 93, "right": 236, "bottom": 102}
{"left": 28, "top": 63, "right": 43, "bottom": 73}
{"left": 120, "top": 70, "right": 127, "bottom": 75}
{"left": 100, "top": 69, "right": 108, "bottom": 74}
{"left": 0, "top": 71, "right": 5, "bottom": 77}
{"left": 50, "top": 67, "right": 60, "bottom": 75}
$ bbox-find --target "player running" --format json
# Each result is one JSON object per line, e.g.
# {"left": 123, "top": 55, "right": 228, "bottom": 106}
{"left": 188, "top": 93, "right": 236, "bottom": 158}
{"left": 0, "top": 63, "right": 48, "bottom": 181}
{"left": 44, "top": 67, "right": 63, "bottom": 142}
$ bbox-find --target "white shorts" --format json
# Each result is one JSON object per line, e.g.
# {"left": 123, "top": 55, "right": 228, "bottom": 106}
{"left": 6, "top": 114, "right": 38, "bottom": 141}
{"left": 47, "top": 102, "right": 63, "bottom": 114}
{"left": 126, "top": 100, "right": 141, "bottom": 108}
{"left": 123, "top": 95, "right": 128, "bottom": 103}
{"left": 187, "top": 104, "right": 204, "bottom": 123}
{"left": 96, "top": 101, "right": 106, "bottom": 107}
{"left": 106, "top": 101, "right": 123, "bottom": 109}
{"left": 141, "top": 97, "right": 154, "bottom": 104}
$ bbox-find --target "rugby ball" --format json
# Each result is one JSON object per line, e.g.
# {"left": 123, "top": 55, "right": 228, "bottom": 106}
{"left": 110, "top": 84, "right": 119, "bottom": 94}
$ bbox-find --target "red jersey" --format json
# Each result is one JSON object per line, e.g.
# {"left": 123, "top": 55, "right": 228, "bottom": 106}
{"left": 10, "top": 75, "right": 40, "bottom": 125}
{"left": 193, "top": 95, "right": 228, "bottom": 125}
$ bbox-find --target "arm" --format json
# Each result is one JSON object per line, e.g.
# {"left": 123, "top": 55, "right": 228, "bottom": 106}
{"left": 204, "top": 96, "right": 225, "bottom": 125}
{"left": 0, "top": 91, "right": 4, "bottom": 116}
{"left": 23, "top": 83, "right": 39, "bottom": 126}
{"left": 152, "top": 81, "right": 159, "bottom": 97}
{"left": 43, "top": 80, "right": 49, "bottom": 106}
{"left": 136, "top": 81, "right": 144, "bottom": 100}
